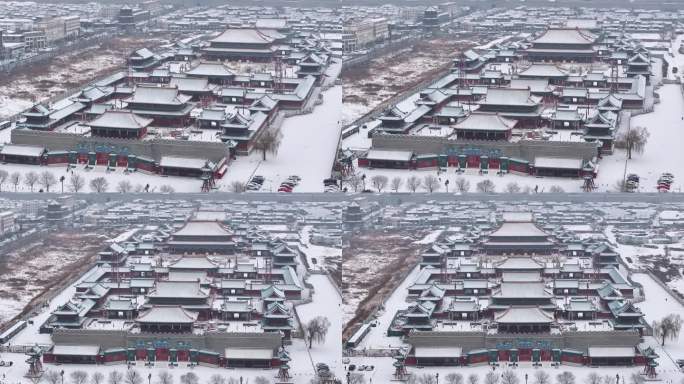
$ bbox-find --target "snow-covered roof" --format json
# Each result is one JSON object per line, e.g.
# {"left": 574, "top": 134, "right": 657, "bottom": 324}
{"left": 415, "top": 347, "right": 463, "bottom": 358}
{"left": 89, "top": 110, "right": 153, "bottom": 130}
{"left": 173, "top": 221, "right": 232, "bottom": 237}
{"left": 453, "top": 112, "right": 517, "bottom": 131}
{"left": 0, "top": 144, "right": 45, "bottom": 157}
{"left": 518, "top": 64, "right": 568, "bottom": 78}
{"left": 496, "top": 282, "right": 550, "bottom": 298}
{"left": 149, "top": 281, "right": 207, "bottom": 299}
{"left": 534, "top": 156, "right": 583, "bottom": 170}
{"left": 126, "top": 86, "right": 191, "bottom": 106}
{"left": 490, "top": 221, "right": 548, "bottom": 238}
{"left": 481, "top": 88, "right": 539, "bottom": 106}
{"left": 137, "top": 306, "right": 198, "bottom": 323}
{"left": 224, "top": 348, "right": 273, "bottom": 360}
{"left": 169, "top": 77, "right": 213, "bottom": 93}
{"left": 366, "top": 149, "right": 413, "bottom": 162}
{"left": 169, "top": 257, "right": 218, "bottom": 270}
{"left": 185, "top": 62, "right": 234, "bottom": 77}
{"left": 52, "top": 345, "right": 100, "bottom": 356}
{"left": 159, "top": 156, "right": 209, "bottom": 170}
{"left": 211, "top": 28, "right": 283, "bottom": 44}
{"left": 588, "top": 347, "right": 635, "bottom": 358}
{"left": 495, "top": 307, "right": 554, "bottom": 324}
{"left": 531, "top": 28, "right": 597, "bottom": 45}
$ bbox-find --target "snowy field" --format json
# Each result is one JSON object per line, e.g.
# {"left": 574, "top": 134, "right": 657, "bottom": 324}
{"left": 215, "top": 85, "right": 342, "bottom": 193}
{"left": 295, "top": 274, "right": 343, "bottom": 379}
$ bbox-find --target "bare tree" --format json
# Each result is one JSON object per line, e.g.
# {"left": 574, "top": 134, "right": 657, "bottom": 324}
{"left": 156, "top": 372, "right": 173, "bottom": 384}
{"left": 253, "top": 378, "right": 270, "bottom": 384}
{"left": 45, "top": 370, "right": 62, "bottom": 384}
{"left": 92, "top": 372, "right": 105, "bottom": 384}
{"left": 10, "top": 172, "right": 21, "bottom": 192}
{"left": 24, "top": 171, "right": 39, "bottom": 192}
{"left": 230, "top": 181, "right": 246, "bottom": 193}
{"left": 391, "top": 176, "right": 403, "bottom": 192}
{"left": 71, "top": 371, "right": 89, "bottom": 384}
{"left": 445, "top": 373, "right": 464, "bottom": 384}
{"left": 505, "top": 182, "right": 521, "bottom": 194}
{"left": 39, "top": 171, "right": 57, "bottom": 192}
{"left": 68, "top": 173, "right": 85, "bottom": 192}
{"left": 124, "top": 370, "right": 142, "bottom": 384}
{"left": 0, "top": 169, "right": 8, "bottom": 192}
{"left": 134, "top": 184, "right": 145, "bottom": 193}
{"left": 117, "top": 180, "right": 133, "bottom": 193}
{"left": 208, "top": 374, "right": 225, "bottom": 384}
{"left": 347, "top": 173, "right": 363, "bottom": 192}
{"left": 423, "top": 175, "right": 440, "bottom": 193}
{"left": 418, "top": 374, "right": 437, "bottom": 384}
{"left": 585, "top": 373, "right": 602, "bottom": 384}
{"left": 629, "top": 374, "right": 644, "bottom": 384}
{"left": 305, "top": 316, "right": 331, "bottom": 348}
{"left": 653, "top": 314, "right": 683, "bottom": 346}
{"left": 602, "top": 375, "right": 616, "bottom": 384}
{"left": 455, "top": 177, "right": 470, "bottom": 193}
{"left": 468, "top": 374, "right": 479, "bottom": 384}
{"left": 549, "top": 185, "right": 565, "bottom": 193}
{"left": 534, "top": 371, "right": 550, "bottom": 384}
{"left": 484, "top": 372, "right": 500, "bottom": 384}
{"left": 348, "top": 373, "right": 366, "bottom": 384}
{"left": 407, "top": 175, "right": 422, "bottom": 192}
{"left": 371, "top": 175, "right": 388, "bottom": 192}
{"left": 253, "top": 128, "right": 282, "bottom": 161}
{"left": 159, "top": 185, "right": 175, "bottom": 194}
{"left": 179, "top": 373, "right": 198, "bottom": 384}
{"left": 615, "top": 126, "right": 649, "bottom": 159}
{"left": 108, "top": 371, "right": 124, "bottom": 384}
{"left": 90, "top": 177, "right": 109, "bottom": 193}
{"left": 476, "top": 179, "right": 496, "bottom": 193}
{"left": 556, "top": 372, "right": 575, "bottom": 384}
{"left": 501, "top": 371, "right": 519, "bottom": 384}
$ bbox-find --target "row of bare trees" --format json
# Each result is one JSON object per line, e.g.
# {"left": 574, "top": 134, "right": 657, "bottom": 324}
{"left": 344, "top": 173, "right": 565, "bottom": 194}
{"left": 43, "top": 370, "right": 271, "bottom": 384}
{"left": 399, "top": 370, "right": 648, "bottom": 384}
{"left": 0, "top": 170, "right": 174, "bottom": 193}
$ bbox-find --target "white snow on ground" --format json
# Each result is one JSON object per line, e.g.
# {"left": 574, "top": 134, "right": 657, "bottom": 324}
{"left": 348, "top": 356, "right": 646, "bottom": 384}
{"left": 295, "top": 274, "right": 343, "bottom": 378}
{"left": 299, "top": 226, "right": 341, "bottom": 272}
{"left": 631, "top": 273, "right": 684, "bottom": 362}
{"left": 595, "top": 84, "right": 684, "bottom": 193}
{"left": 351, "top": 265, "right": 419, "bottom": 349}
{"left": 0, "top": 96, "right": 33, "bottom": 120}
{"left": 216, "top": 85, "right": 342, "bottom": 193}
{"left": 0, "top": 352, "right": 304, "bottom": 384}
{"left": 352, "top": 165, "right": 586, "bottom": 194}
{"left": 0, "top": 163, "right": 202, "bottom": 193}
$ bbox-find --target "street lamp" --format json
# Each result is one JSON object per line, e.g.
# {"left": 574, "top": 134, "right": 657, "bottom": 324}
{"left": 148, "top": 373, "right": 152, "bottom": 384}
{"left": 436, "top": 373, "right": 439, "bottom": 384}
{"left": 347, "top": 371, "right": 351, "bottom": 384}
{"left": 445, "top": 179, "right": 450, "bottom": 193}
{"left": 525, "top": 373, "right": 528, "bottom": 384}
{"left": 60, "top": 370, "right": 64, "bottom": 384}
